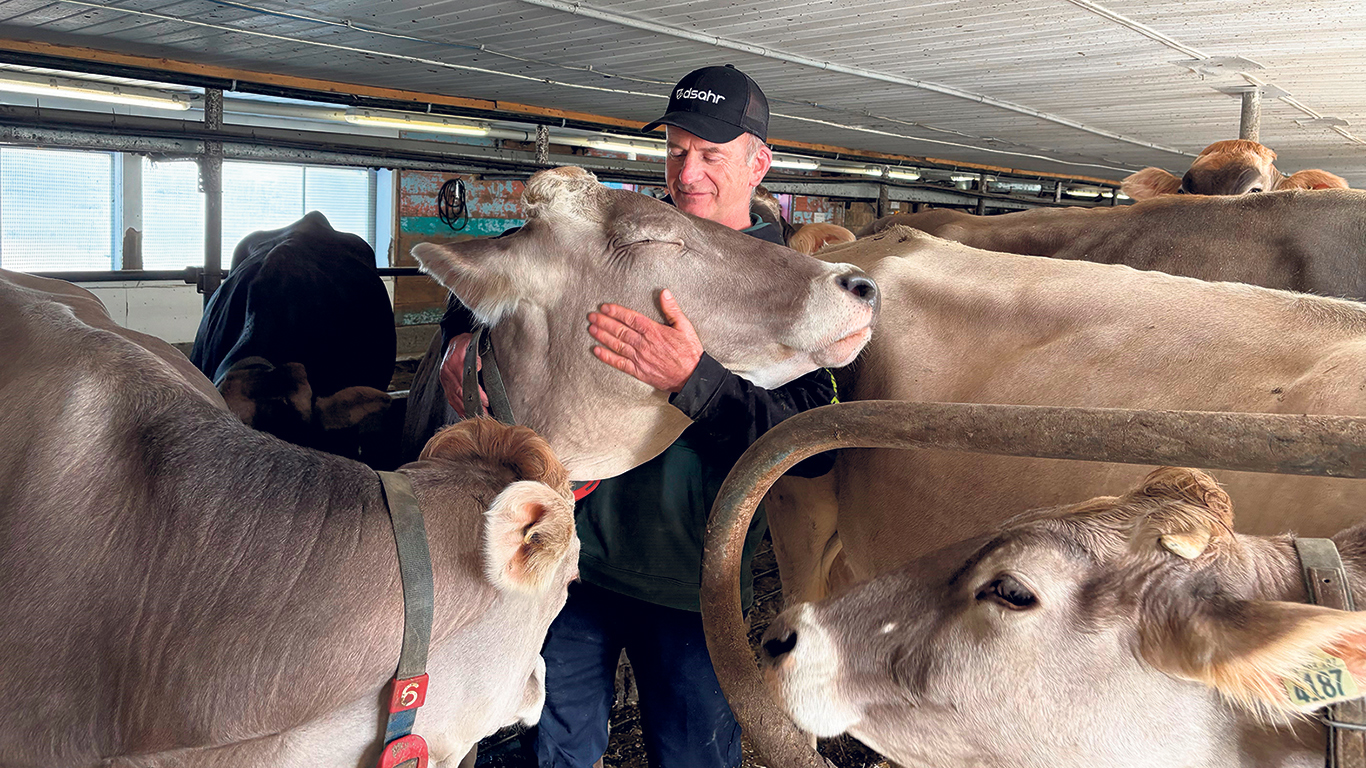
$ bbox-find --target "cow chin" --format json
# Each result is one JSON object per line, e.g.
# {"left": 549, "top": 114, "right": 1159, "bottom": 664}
{"left": 739, "top": 326, "right": 873, "bottom": 390}
{"left": 812, "top": 326, "right": 873, "bottom": 368}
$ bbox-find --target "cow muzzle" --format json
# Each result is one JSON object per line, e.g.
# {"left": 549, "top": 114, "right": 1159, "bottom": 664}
{"left": 758, "top": 603, "right": 861, "bottom": 737}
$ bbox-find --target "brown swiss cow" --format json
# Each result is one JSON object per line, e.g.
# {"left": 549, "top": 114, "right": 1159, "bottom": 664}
{"left": 862, "top": 189, "right": 1366, "bottom": 301}
{"left": 1122, "top": 139, "right": 1348, "bottom": 199}
{"left": 762, "top": 227, "right": 1366, "bottom": 612}
{"left": 402, "top": 166, "right": 877, "bottom": 481}
{"left": 0, "top": 271, "right": 580, "bottom": 766}
{"left": 760, "top": 466, "right": 1366, "bottom": 767}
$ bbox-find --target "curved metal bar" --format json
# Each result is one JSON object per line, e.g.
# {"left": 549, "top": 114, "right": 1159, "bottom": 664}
{"left": 701, "top": 400, "right": 1366, "bottom": 768}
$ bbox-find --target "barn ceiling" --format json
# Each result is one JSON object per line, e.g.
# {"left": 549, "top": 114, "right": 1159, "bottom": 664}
{"left": 1, "top": 0, "right": 1364, "bottom": 185}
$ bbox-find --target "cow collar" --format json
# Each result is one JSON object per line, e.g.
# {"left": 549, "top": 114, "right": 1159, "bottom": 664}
{"left": 461, "top": 325, "right": 598, "bottom": 502}
{"left": 374, "top": 470, "right": 434, "bottom": 768}
{"left": 1294, "top": 538, "right": 1366, "bottom": 767}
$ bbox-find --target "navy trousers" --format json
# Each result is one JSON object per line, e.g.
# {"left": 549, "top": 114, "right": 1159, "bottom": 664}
{"left": 533, "top": 582, "right": 743, "bottom": 768}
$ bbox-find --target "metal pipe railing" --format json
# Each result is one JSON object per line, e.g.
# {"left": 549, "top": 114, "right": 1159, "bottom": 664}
{"left": 700, "top": 400, "right": 1366, "bottom": 768}
{"left": 27, "top": 267, "right": 425, "bottom": 283}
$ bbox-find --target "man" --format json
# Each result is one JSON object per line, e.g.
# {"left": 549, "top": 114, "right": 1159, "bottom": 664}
{"left": 438, "top": 65, "right": 835, "bottom": 768}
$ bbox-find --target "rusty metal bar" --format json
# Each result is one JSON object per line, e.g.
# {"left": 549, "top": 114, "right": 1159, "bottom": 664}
{"left": 701, "top": 400, "right": 1366, "bottom": 768}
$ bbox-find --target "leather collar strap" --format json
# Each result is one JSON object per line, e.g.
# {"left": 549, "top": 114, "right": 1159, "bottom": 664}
{"left": 463, "top": 325, "right": 516, "bottom": 425}
{"left": 1295, "top": 538, "right": 1365, "bottom": 768}
{"left": 375, "top": 471, "right": 435, "bottom": 768}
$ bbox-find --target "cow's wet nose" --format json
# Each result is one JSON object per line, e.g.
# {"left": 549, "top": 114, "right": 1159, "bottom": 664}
{"left": 762, "top": 626, "right": 799, "bottom": 663}
{"left": 838, "top": 271, "right": 879, "bottom": 307}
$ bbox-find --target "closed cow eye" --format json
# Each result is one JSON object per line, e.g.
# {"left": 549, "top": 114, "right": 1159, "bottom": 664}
{"left": 977, "top": 574, "right": 1037, "bottom": 610}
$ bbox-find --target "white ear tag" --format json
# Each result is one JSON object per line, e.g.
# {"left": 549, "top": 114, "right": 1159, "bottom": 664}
{"left": 1283, "top": 651, "right": 1361, "bottom": 711}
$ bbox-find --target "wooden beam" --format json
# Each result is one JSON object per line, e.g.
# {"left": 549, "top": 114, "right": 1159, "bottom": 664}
{"left": 0, "top": 37, "right": 1122, "bottom": 186}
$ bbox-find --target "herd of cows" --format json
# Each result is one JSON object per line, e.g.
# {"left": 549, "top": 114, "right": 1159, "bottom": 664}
{"left": 1, "top": 139, "right": 1365, "bottom": 766}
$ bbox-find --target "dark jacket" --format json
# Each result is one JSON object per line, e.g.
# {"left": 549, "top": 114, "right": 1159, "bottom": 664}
{"left": 438, "top": 211, "right": 836, "bottom": 611}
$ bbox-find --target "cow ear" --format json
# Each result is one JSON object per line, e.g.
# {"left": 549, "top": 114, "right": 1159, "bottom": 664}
{"left": 218, "top": 368, "right": 260, "bottom": 426}
{"left": 314, "top": 386, "right": 391, "bottom": 431}
{"left": 484, "top": 480, "right": 576, "bottom": 593}
{"left": 1142, "top": 597, "right": 1366, "bottom": 718}
{"left": 420, "top": 419, "right": 570, "bottom": 494}
{"left": 1127, "top": 467, "right": 1234, "bottom": 560}
{"left": 412, "top": 238, "right": 520, "bottom": 325}
{"left": 1276, "top": 169, "right": 1350, "bottom": 191}
{"left": 1121, "top": 167, "right": 1182, "bottom": 200}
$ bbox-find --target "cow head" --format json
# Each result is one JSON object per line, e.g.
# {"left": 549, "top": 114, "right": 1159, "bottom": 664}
{"left": 217, "top": 357, "right": 390, "bottom": 458}
{"left": 412, "top": 167, "right": 878, "bottom": 480}
{"left": 1122, "top": 140, "right": 1349, "bottom": 200}
{"left": 760, "top": 467, "right": 1366, "bottom": 767}
{"left": 789, "top": 223, "right": 856, "bottom": 255}
{"left": 404, "top": 418, "right": 580, "bottom": 754}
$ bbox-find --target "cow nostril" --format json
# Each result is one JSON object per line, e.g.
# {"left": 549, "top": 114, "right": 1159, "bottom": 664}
{"left": 838, "top": 273, "right": 878, "bottom": 304}
{"left": 762, "top": 630, "right": 798, "bottom": 660}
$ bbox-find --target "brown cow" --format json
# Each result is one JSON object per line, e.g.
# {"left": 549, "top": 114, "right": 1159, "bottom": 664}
{"left": 789, "top": 223, "right": 856, "bottom": 255}
{"left": 1122, "top": 139, "right": 1348, "bottom": 199}
{"left": 0, "top": 271, "right": 580, "bottom": 766}
{"left": 763, "top": 227, "right": 1366, "bottom": 611}
{"left": 862, "top": 189, "right": 1366, "bottom": 301}
{"left": 405, "top": 166, "right": 877, "bottom": 481}
{"left": 760, "top": 466, "right": 1366, "bottom": 767}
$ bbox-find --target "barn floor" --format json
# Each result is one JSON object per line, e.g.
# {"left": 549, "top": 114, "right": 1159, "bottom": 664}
{"left": 472, "top": 536, "right": 887, "bottom": 768}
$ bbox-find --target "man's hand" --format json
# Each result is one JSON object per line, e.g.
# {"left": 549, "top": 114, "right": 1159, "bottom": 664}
{"left": 439, "top": 332, "right": 488, "bottom": 418}
{"left": 588, "top": 289, "right": 703, "bottom": 393}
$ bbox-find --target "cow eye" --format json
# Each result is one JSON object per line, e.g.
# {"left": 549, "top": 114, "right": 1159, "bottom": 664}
{"left": 1248, "top": 187, "right": 1263, "bottom": 193}
{"left": 977, "top": 574, "right": 1037, "bottom": 610}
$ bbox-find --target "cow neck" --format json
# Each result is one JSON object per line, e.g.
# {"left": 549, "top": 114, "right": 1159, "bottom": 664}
{"left": 112, "top": 409, "right": 415, "bottom": 750}
{"left": 461, "top": 324, "right": 598, "bottom": 501}
{"left": 1293, "top": 538, "right": 1366, "bottom": 766}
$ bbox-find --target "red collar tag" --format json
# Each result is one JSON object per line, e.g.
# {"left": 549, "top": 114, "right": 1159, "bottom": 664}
{"left": 572, "top": 479, "right": 600, "bottom": 501}
{"left": 378, "top": 733, "right": 428, "bottom": 768}
{"left": 388, "top": 674, "right": 429, "bottom": 713}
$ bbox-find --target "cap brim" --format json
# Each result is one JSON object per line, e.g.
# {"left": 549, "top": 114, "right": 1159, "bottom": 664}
{"left": 642, "top": 111, "right": 747, "bottom": 144}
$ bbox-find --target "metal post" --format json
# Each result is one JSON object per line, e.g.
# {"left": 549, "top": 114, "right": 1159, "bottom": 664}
{"left": 1054, "top": 181, "right": 1064, "bottom": 203}
{"left": 876, "top": 182, "right": 889, "bottom": 218}
{"left": 119, "top": 153, "right": 143, "bottom": 269}
{"left": 535, "top": 124, "right": 550, "bottom": 165}
{"left": 200, "top": 88, "right": 224, "bottom": 304}
{"left": 1240, "top": 89, "right": 1262, "bottom": 143}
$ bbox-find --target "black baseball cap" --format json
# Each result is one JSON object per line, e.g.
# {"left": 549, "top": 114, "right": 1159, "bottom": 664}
{"left": 643, "top": 65, "right": 769, "bottom": 144}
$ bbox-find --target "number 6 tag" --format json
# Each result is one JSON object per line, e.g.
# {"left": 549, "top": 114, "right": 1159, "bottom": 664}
{"left": 388, "top": 674, "right": 429, "bottom": 714}
{"left": 1282, "top": 651, "right": 1360, "bottom": 712}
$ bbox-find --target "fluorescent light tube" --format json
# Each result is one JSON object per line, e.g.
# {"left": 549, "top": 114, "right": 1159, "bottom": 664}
{"left": 887, "top": 169, "right": 920, "bottom": 181}
{"left": 771, "top": 156, "right": 820, "bottom": 170}
{"left": 590, "top": 138, "right": 668, "bottom": 157}
{"left": 0, "top": 72, "right": 192, "bottom": 111}
{"left": 344, "top": 109, "right": 489, "bottom": 136}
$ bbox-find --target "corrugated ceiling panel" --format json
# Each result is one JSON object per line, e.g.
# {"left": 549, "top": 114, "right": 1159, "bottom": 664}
{"left": 1, "top": 0, "right": 1364, "bottom": 181}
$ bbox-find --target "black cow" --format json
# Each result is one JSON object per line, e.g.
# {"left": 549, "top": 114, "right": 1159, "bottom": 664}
{"left": 191, "top": 211, "right": 396, "bottom": 461}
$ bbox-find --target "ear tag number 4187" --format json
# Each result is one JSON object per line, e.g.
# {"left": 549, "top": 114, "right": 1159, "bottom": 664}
{"left": 1283, "top": 651, "right": 1361, "bottom": 711}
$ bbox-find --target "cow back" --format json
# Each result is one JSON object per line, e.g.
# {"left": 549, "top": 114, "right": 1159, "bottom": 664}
{"left": 191, "top": 211, "right": 396, "bottom": 396}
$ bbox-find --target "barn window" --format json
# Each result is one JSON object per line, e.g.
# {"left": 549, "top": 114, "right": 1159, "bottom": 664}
{"left": 142, "top": 159, "right": 205, "bottom": 270}
{"left": 142, "top": 159, "right": 378, "bottom": 269}
{"left": 0, "top": 147, "right": 117, "bottom": 271}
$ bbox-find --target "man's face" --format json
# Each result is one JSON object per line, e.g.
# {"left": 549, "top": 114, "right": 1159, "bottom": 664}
{"left": 665, "top": 127, "right": 772, "bottom": 229}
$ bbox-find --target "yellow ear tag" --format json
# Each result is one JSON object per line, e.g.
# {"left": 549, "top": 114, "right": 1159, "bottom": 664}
{"left": 1283, "top": 650, "right": 1361, "bottom": 711}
